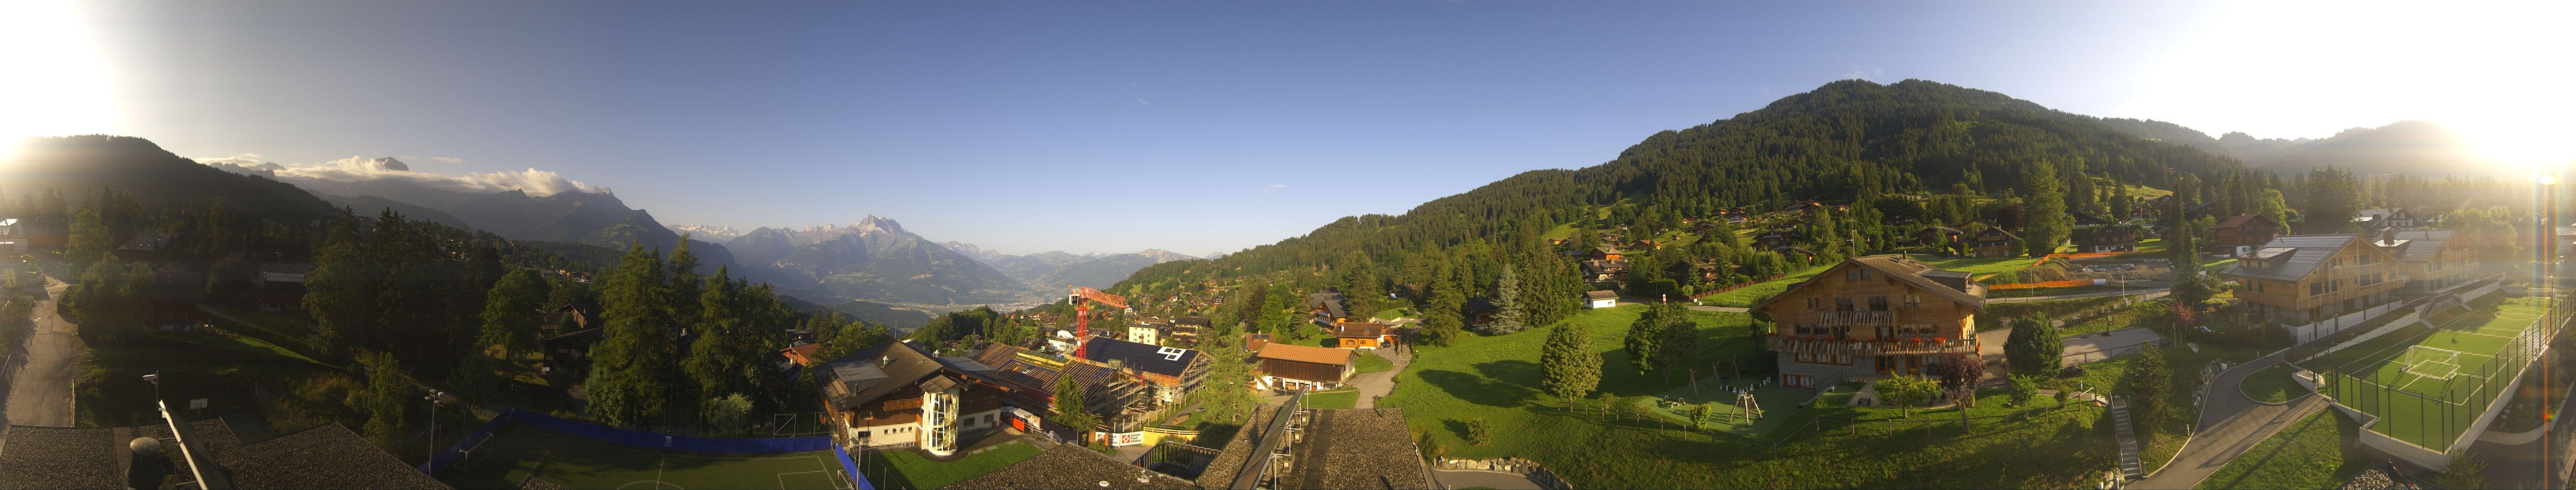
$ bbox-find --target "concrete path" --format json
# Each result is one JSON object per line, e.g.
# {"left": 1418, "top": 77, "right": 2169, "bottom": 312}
{"left": 2130, "top": 353, "right": 2327, "bottom": 489}
{"left": 1345, "top": 347, "right": 1412, "bottom": 409}
{"left": 5, "top": 274, "right": 79, "bottom": 429}
{"left": 1429, "top": 468, "right": 1545, "bottom": 490}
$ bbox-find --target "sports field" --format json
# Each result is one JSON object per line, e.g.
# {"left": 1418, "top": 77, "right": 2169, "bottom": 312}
{"left": 441, "top": 423, "right": 856, "bottom": 490}
{"left": 2303, "top": 296, "right": 2547, "bottom": 448}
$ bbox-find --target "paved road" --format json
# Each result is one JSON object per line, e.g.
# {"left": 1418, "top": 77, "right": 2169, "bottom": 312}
{"left": 1975, "top": 326, "right": 2169, "bottom": 373}
{"left": 1345, "top": 347, "right": 1412, "bottom": 409}
{"left": 1430, "top": 468, "right": 1544, "bottom": 490}
{"left": 5, "top": 275, "right": 79, "bottom": 428}
{"left": 2130, "top": 352, "right": 2327, "bottom": 489}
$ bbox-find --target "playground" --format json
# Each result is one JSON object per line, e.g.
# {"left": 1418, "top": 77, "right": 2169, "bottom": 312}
{"left": 1639, "top": 377, "right": 1810, "bottom": 438}
{"left": 439, "top": 423, "right": 858, "bottom": 490}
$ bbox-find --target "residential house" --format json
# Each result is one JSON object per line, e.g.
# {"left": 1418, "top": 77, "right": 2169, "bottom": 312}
{"left": 1080, "top": 337, "right": 1210, "bottom": 404}
{"left": 2375, "top": 229, "right": 2480, "bottom": 294}
{"left": 148, "top": 270, "right": 206, "bottom": 331}
{"left": 255, "top": 263, "right": 313, "bottom": 314}
{"left": 969, "top": 343, "right": 1153, "bottom": 437}
{"left": 1169, "top": 316, "right": 1209, "bottom": 345}
{"left": 1784, "top": 200, "right": 1825, "bottom": 213}
{"left": 1589, "top": 247, "right": 1624, "bottom": 261}
{"left": 1464, "top": 297, "right": 1498, "bottom": 329}
{"left": 2353, "top": 208, "right": 2418, "bottom": 231}
{"left": 115, "top": 232, "right": 173, "bottom": 261}
{"left": 1307, "top": 292, "right": 1349, "bottom": 325}
{"left": 1580, "top": 258, "right": 1628, "bottom": 289}
{"left": 1253, "top": 343, "right": 1359, "bottom": 391}
{"left": 2072, "top": 211, "right": 2115, "bottom": 227}
{"left": 2070, "top": 225, "right": 2142, "bottom": 253}
{"left": 781, "top": 343, "right": 825, "bottom": 368}
{"left": 1244, "top": 333, "right": 1273, "bottom": 352}
{"left": 1755, "top": 229, "right": 1804, "bottom": 251}
{"left": 2220, "top": 234, "right": 2409, "bottom": 324}
{"left": 1971, "top": 228, "right": 2019, "bottom": 258}
{"left": 539, "top": 325, "right": 603, "bottom": 385}
{"left": 1327, "top": 322, "right": 1396, "bottom": 349}
{"left": 816, "top": 340, "right": 1018, "bottom": 456}
{"left": 1124, "top": 323, "right": 1165, "bottom": 346}
{"left": 1914, "top": 226, "right": 1965, "bottom": 247}
{"left": 1750, "top": 255, "right": 1987, "bottom": 388}
{"left": 2211, "top": 214, "right": 2282, "bottom": 254}
{"left": 1585, "top": 290, "right": 1619, "bottom": 309}
{"left": 0, "top": 218, "right": 22, "bottom": 253}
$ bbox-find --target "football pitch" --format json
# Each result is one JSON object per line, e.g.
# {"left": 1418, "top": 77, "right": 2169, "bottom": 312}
{"left": 440, "top": 423, "right": 856, "bottom": 490}
{"left": 2305, "top": 296, "right": 2546, "bottom": 448}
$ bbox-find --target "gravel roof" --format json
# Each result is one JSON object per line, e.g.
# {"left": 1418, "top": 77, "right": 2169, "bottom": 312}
{"left": 0, "top": 420, "right": 446, "bottom": 490}
{"left": 227, "top": 423, "right": 449, "bottom": 489}
{"left": 0, "top": 426, "right": 124, "bottom": 489}
{"left": 1193, "top": 407, "right": 1278, "bottom": 489}
{"left": 943, "top": 443, "right": 1199, "bottom": 490}
{"left": 1286, "top": 409, "right": 1428, "bottom": 490}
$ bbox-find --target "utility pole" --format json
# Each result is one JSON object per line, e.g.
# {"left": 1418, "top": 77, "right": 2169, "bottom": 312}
{"left": 424, "top": 389, "right": 446, "bottom": 468}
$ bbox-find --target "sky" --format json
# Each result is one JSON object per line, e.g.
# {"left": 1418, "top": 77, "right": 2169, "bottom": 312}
{"left": 1, "top": 1, "right": 2568, "bottom": 256}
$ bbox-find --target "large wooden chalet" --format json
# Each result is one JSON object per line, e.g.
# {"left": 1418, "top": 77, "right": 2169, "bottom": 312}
{"left": 1253, "top": 343, "right": 1358, "bottom": 391}
{"left": 2211, "top": 214, "right": 2282, "bottom": 254}
{"left": 2220, "top": 234, "right": 2407, "bottom": 324}
{"left": 815, "top": 340, "right": 1017, "bottom": 457}
{"left": 1970, "top": 228, "right": 2018, "bottom": 258}
{"left": 1751, "top": 255, "right": 1987, "bottom": 389}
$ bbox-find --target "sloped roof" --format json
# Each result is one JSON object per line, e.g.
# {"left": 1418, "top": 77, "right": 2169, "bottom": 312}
{"left": 2220, "top": 234, "right": 2362, "bottom": 282}
{"left": 2215, "top": 213, "right": 2272, "bottom": 229}
{"left": 2382, "top": 230, "right": 2460, "bottom": 262}
{"left": 1256, "top": 343, "right": 1356, "bottom": 367}
{"left": 1585, "top": 290, "right": 1619, "bottom": 300}
{"left": 1330, "top": 323, "right": 1390, "bottom": 339}
{"left": 1307, "top": 292, "right": 1348, "bottom": 318}
{"left": 815, "top": 340, "right": 1007, "bottom": 412}
{"left": 1750, "top": 255, "right": 1986, "bottom": 312}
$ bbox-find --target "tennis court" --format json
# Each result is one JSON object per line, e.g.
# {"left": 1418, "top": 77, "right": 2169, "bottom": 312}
{"left": 440, "top": 423, "right": 856, "bottom": 490}
{"left": 2304, "top": 296, "right": 2551, "bottom": 448}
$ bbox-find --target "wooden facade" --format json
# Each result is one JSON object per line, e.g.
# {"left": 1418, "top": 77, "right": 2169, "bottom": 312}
{"left": 2223, "top": 234, "right": 2409, "bottom": 324}
{"left": 1751, "top": 255, "right": 1985, "bottom": 389}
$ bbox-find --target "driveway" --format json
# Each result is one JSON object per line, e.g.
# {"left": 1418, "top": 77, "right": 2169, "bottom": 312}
{"left": 5, "top": 274, "right": 79, "bottom": 429}
{"left": 1346, "top": 347, "right": 1411, "bottom": 409}
{"left": 1975, "top": 326, "right": 2168, "bottom": 374}
{"left": 2131, "top": 353, "right": 2327, "bottom": 489}
{"left": 1430, "top": 469, "right": 1544, "bottom": 490}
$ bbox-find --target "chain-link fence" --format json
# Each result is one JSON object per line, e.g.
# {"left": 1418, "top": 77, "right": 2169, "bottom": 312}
{"left": 2325, "top": 299, "right": 2559, "bottom": 448}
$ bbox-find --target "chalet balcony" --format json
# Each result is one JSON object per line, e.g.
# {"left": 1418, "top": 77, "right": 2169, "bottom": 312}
{"left": 1812, "top": 311, "right": 1897, "bottom": 327}
{"left": 1767, "top": 335, "right": 1975, "bottom": 356}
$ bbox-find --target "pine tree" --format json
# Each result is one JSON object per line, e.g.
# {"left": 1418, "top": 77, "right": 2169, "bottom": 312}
{"left": 2004, "top": 314, "right": 2063, "bottom": 376}
{"left": 362, "top": 352, "right": 412, "bottom": 450}
{"left": 1052, "top": 374, "right": 1100, "bottom": 440}
{"left": 2120, "top": 345, "right": 2174, "bottom": 429}
{"left": 2023, "top": 161, "right": 2072, "bottom": 257}
{"left": 1539, "top": 323, "right": 1601, "bottom": 404}
{"left": 587, "top": 244, "right": 676, "bottom": 428}
{"left": 1652, "top": 309, "right": 1700, "bottom": 384}
{"left": 1489, "top": 265, "right": 1529, "bottom": 334}
{"left": 454, "top": 269, "right": 549, "bottom": 402}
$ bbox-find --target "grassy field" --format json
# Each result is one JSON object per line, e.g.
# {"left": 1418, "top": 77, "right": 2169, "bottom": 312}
{"left": 1636, "top": 382, "right": 1807, "bottom": 438}
{"left": 1382, "top": 305, "right": 2120, "bottom": 488}
{"left": 1306, "top": 388, "right": 1361, "bottom": 409}
{"left": 441, "top": 423, "right": 858, "bottom": 490}
{"left": 2239, "top": 364, "right": 2300, "bottom": 404}
{"left": 1700, "top": 264, "right": 1833, "bottom": 307}
{"left": 1354, "top": 350, "right": 1395, "bottom": 373}
{"left": 2310, "top": 296, "right": 2542, "bottom": 448}
{"left": 1983, "top": 296, "right": 2130, "bottom": 331}
{"left": 2060, "top": 300, "right": 2169, "bottom": 337}
{"left": 1990, "top": 285, "right": 2125, "bottom": 299}
{"left": 2194, "top": 410, "right": 2369, "bottom": 490}
{"left": 1918, "top": 255, "right": 2047, "bottom": 275}
{"left": 862, "top": 441, "right": 1042, "bottom": 490}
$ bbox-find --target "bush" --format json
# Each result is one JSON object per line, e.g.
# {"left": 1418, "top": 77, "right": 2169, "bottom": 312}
{"left": 1467, "top": 419, "right": 1494, "bottom": 446}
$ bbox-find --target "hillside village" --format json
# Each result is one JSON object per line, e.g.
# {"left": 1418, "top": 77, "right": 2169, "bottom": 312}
{"left": 3, "top": 78, "right": 2573, "bottom": 490}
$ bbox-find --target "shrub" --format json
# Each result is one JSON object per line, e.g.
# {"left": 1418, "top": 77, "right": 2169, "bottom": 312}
{"left": 1467, "top": 419, "right": 1494, "bottom": 446}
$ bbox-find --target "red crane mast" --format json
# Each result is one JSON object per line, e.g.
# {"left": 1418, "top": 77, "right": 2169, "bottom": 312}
{"left": 1068, "top": 286, "right": 1128, "bottom": 359}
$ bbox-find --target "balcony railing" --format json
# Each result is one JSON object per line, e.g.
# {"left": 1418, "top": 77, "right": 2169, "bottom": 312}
{"left": 1813, "top": 311, "right": 1897, "bottom": 326}
{"left": 1767, "top": 335, "right": 1975, "bottom": 356}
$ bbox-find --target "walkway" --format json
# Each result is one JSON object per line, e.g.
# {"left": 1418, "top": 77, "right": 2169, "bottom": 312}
{"left": 4, "top": 274, "right": 79, "bottom": 429}
{"left": 1429, "top": 468, "right": 1545, "bottom": 490}
{"left": 2129, "top": 353, "right": 2329, "bottom": 489}
{"left": 1346, "top": 346, "right": 1412, "bottom": 409}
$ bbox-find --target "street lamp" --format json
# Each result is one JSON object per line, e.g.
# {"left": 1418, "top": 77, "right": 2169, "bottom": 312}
{"left": 424, "top": 389, "right": 447, "bottom": 467}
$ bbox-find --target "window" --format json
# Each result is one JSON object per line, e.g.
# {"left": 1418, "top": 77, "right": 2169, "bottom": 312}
{"left": 1860, "top": 269, "right": 1872, "bottom": 280}
{"left": 1847, "top": 268, "right": 1861, "bottom": 281}
{"left": 1869, "top": 296, "right": 1889, "bottom": 311}
{"left": 1807, "top": 297, "right": 1823, "bottom": 310}
{"left": 1904, "top": 293, "right": 1921, "bottom": 309}
{"left": 2310, "top": 282, "right": 2325, "bottom": 296}
{"left": 1835, "top": 298, "right": 1855, "bottom": 311}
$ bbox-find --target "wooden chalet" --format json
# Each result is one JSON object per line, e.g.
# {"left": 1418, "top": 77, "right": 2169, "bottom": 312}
{"left": 2211, "top": 214, "right": 2282, "bottom": 254}
{"left": 1751, "top": 255, "right": 1986, "bottom": 388}
{"left": 1253, "top": 343, "right": 1359, "bottom": 391}
{"left": 2221, "top": 234, "right": 2407, "bottom": 324}
{"left": 1168, "top": 316, "right": 1209, "bottom": 345}
{"left": 1970, "top": 227, "right": 2018, "bottom": 258}
{"left": 2374, "top": 229, "right": 2480, "bottom": 294}
{"left": 2070, "top": 225, "right": 2142, "bottom": 253}
{"left": 1327, "top": 322, "right": 1397, "bottom": 350}
{"left": 254, "top": 264, "right": 312, "bottom": 315}
{"left": 817, "top": 340, "right": 1019, "bottom": 456}
{"left": 148, "top": 270, "right": 206, "bottom": 332}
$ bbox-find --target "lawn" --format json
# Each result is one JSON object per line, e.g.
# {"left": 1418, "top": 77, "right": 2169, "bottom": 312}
{"left": 1700, "top": 264, "right": 1834, "bottom": 307}
{"left": 1917, "top": 255, "right": 2047, "bottom": 276}
{"left": 1305, "top": 388, "right": 1361, "bottom": 409}
{"left": 1983, "top": 296, "right": 2130, "bottom": 331}
{"left": 145, "top": 329, "right": 331, "bottom": 367}
{"left": 2194, "top": 410, "right": 2369, "bottom": 490}
{"left": 1382, "top": 305, "right": 2118, "bottom": 488}
{"left": 1354, "top": 350, "right": 1395, "bottom": 373}
{"left": 2238, "top": 364, "right": 2300, "bottom": 404}
{"left": 865, "top": 441, "right": 1043, "bottom": 490}
{"left": 2060, "top": 300, "right": 2170, "bottom": 337}
{"left": 443, "top": 423, "right": 858, "bottom": 490}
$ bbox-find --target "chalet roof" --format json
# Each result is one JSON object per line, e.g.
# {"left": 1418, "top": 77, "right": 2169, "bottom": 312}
{"left": 539, "top": 326, "right": 604, "bottom": 343}
{"left": 2214, "top": 214, "right": 2272, "bottom": 229}
{"left": 1594, "top": 246, "right": 1623, "bottom": 256}
{"left": 1082, "top": 337, "right": 1202, "bottom": 378}
{"left": 1750, "top": 255, "right": 1986, "bottom": 312}
{"left": 1172, "top": 316, "right": 1210, "bottom": 327}
{"left": 1585, "top": 290, "right": 1619, "bottom": 301}
{"left": 1307, "top": 293, "right": 1348, "bottom": 318}
{"left": 1974, "top": 227, "right": 2018, "bottom": 241}
{"left": 2071, "top": 225, "right": 2141, "bottom": 243}
{"left": 817, "top": 340, "right": 1008, "bottom": 412}
{"left": 2220, "top": 234, "right": 2363, "bottom": 282}
{"left": 1330, "top": 323, "right": 1390, "bottom": 339}
{"left": 2380, "top": 230, "right": 2460, "bottom": 262}
{"left": 945, "top": 443, "right": 1199, "bottom": 490}
{"left": 1290, "top": 409, "right": 1431, "bottom": 490}
{"left": 1256, "top": 343, "right": 1356, "bottom": 367}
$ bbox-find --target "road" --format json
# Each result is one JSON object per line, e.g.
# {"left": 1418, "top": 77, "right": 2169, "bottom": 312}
{"left": 4, "top": 274, "right": 79, "bottom": 429}
{"left": 1345, "top": 347, "right": 1412, "bottom": 409}
{"left": 1430, "top": 468, "right": 1544, "bottom": 490}
{"left": 2131, "top": 353, "right": 2327, "bottom": 489}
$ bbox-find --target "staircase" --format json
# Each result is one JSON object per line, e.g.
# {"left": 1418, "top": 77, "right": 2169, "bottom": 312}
{"left": 2110, "top": 397, "right": 2144, "bottom": 479}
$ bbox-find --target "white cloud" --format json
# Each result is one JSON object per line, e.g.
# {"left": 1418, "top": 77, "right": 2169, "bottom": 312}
{"left": 402, "top": 156, "right": 468, "bottom": 165}
{"left": 191, "top": 153, "right": 266, "bottom": 167}
{"left": 267, "top": 155, "right": 610, "bottom": 196}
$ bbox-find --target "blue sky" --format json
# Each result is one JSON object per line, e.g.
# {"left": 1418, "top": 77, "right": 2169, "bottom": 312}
{"left": 10, "top": 1, "right": 2567, "bottom": 256}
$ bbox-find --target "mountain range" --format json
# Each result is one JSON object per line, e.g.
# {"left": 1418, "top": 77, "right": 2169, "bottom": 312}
{"left": 938, "top": 242, "right": 1196, "bottom": 294}
{"left": 2099, "top": 119, "right": 2502, "bottom": 177}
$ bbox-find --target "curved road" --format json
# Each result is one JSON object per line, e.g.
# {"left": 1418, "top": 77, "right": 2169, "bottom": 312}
{"left": 2130, "top": 352, "right": 2326, "bottom": 489}
{"left": 1430, "top": 469, "right": 1544, "bottom": 490}
{"left": 3, "top": 275, "right": 79, "bottom": 431}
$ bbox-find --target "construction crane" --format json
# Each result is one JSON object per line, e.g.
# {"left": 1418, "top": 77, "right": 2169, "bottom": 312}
{"left": 1068, "top": 286, "right": 1129, "bottom": 359}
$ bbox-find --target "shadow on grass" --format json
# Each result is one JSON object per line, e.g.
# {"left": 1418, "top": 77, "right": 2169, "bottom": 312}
{"left": 1414, "top": 360, "right": 1540, "bottom": 409}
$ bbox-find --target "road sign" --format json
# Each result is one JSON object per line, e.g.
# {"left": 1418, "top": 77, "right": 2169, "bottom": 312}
{"left": 187, "top": 399, "right": 208, "bottom": 410}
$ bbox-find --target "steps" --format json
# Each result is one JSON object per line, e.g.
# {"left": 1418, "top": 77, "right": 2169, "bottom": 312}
{"left": 2111, "top": 398, "right": 2144, "bottom": 479}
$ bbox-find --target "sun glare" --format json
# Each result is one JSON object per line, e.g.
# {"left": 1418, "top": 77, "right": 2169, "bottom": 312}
{"left": 2120, "top": 1, "right": 2575, "bottom": 174}
{"left": 0, "top": 0, "right": 122, "bottom": 144}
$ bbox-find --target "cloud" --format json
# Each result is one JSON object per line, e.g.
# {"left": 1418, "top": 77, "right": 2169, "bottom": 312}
{"left": 270, "top": 156, "right": 610, "bottom": 196}
{"left": 191, "top": 153, "right": 266, "bottom": 167}
{"left": 1841, "top": 67, "right": 1885, "bottom": 80}
{"left": 401, "top": 156, "right": 468, "bottom": 165}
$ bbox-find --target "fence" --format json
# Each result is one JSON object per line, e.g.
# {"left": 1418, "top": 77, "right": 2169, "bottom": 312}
{"left": 420, "top": 408, "right": 869, "bottom": 489}
{"left": 2323, "top": 299, "right": 2559, "bottom": 451}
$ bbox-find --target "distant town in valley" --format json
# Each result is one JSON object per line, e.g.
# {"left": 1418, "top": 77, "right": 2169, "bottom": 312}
{"left": 0, "top": 2, "right": 2567, "bottom": 490}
